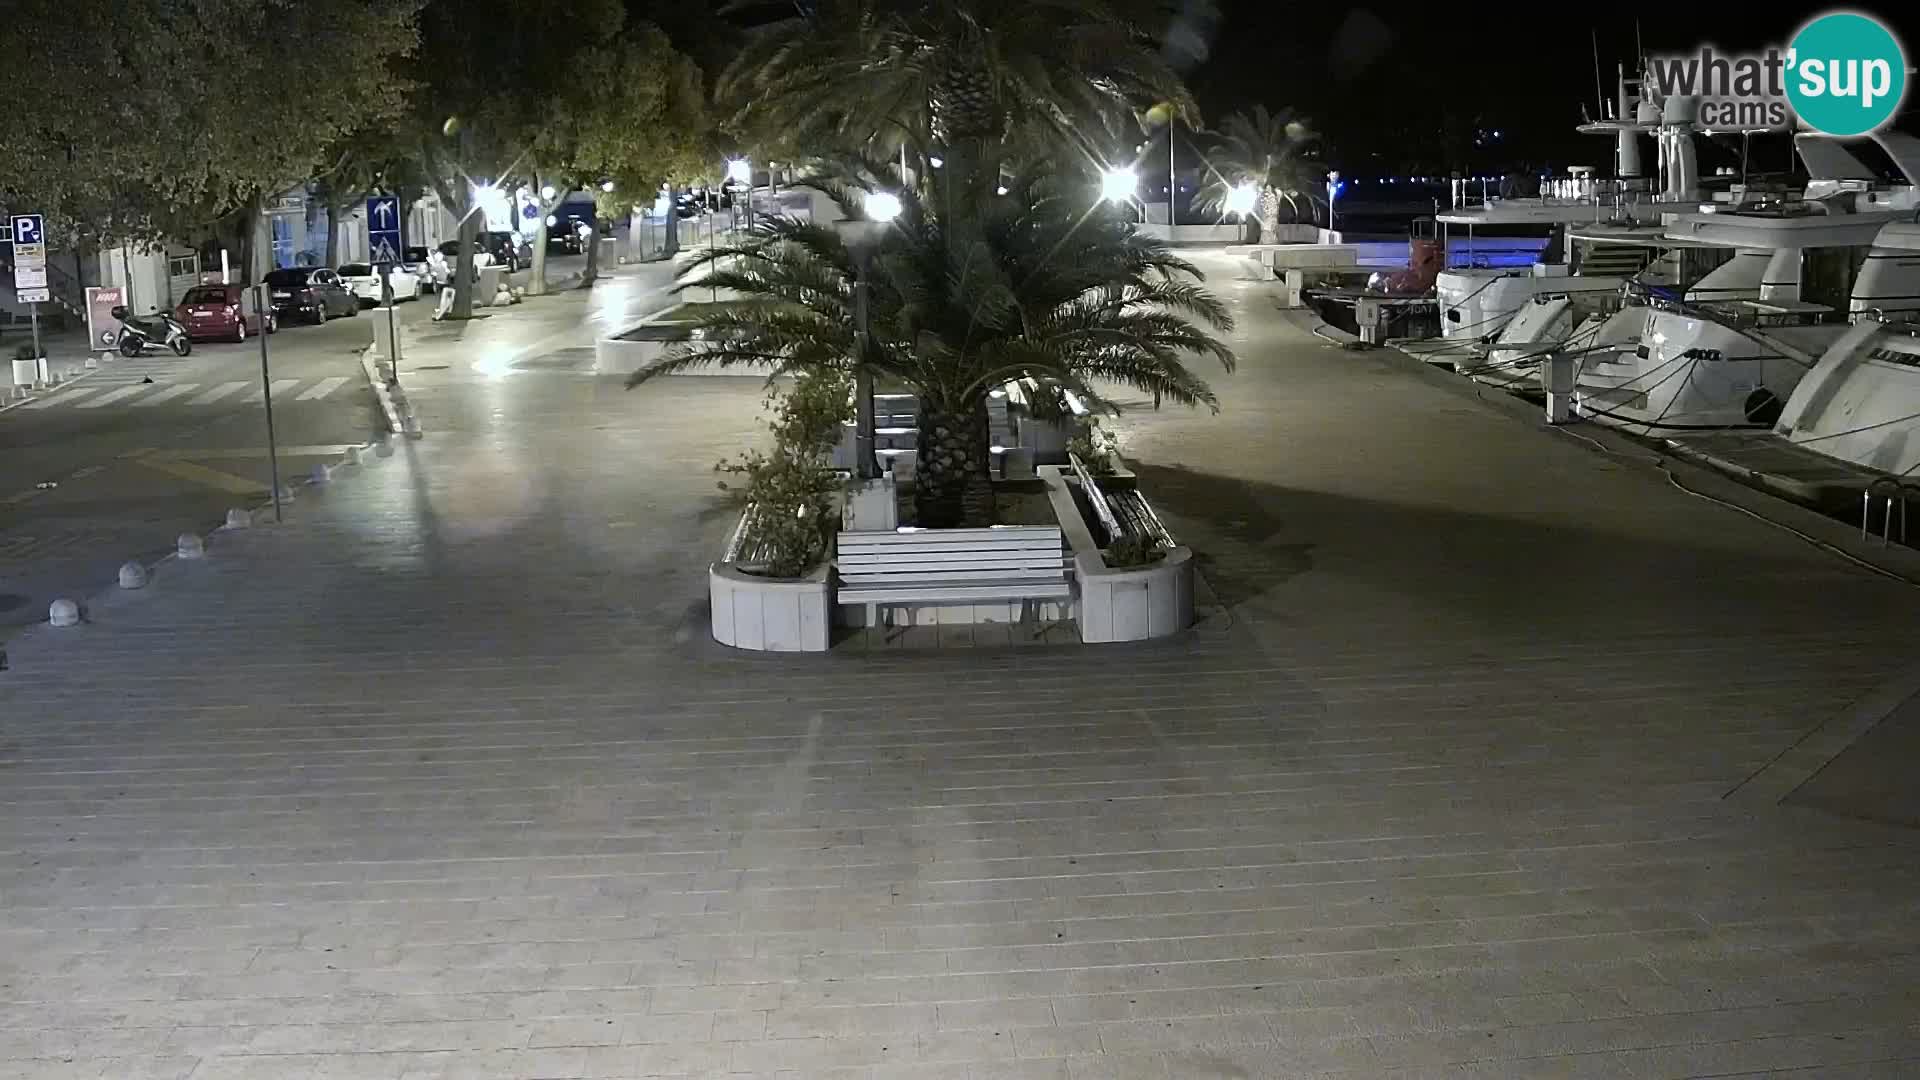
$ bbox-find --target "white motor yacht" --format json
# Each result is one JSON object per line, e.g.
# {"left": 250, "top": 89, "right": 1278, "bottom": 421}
{"left": 1431, "top": 66, "right": 1717, "bottom": 349}
{"left": 1575, "top": 133, "right": 1920, "bottom": 432}
{"left": 1772, "top": 222, "right": 1920, "bottom": 477}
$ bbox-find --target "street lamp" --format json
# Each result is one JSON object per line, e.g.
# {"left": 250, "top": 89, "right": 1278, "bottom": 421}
{"left": 600, "top": 180, "right": 615, "bottom": 193}
{"left": 841, "top": 190, "right": 902, "bottom": 480}
{"left": 726, "top": 158, "right": 751, "bottom": 184}
{"left": 1224, "top": 182, "right": 1258, "bottom": 217}
{"left": 540, "top": 184, "right": 557, "bottom": 201}
{"left": 1100, "top": 166, "right": 1138, "bottom": 203}
{"left": 1325, "top": 170, "right": 1343, "bottom": 232}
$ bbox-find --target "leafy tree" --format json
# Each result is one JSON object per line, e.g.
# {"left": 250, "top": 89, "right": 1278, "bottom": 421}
{"left": 1194, "top": 106, "right": 1324, "bottom": 240}
{"left": 528, "top": 22, "right": 713, "bottom": 290}
{"left": 630, "top": 159, "right": 1234, "bottom": 528}
{"left": 718, "top": 0, "right": 1198, "bottom": 185}
{"left": 0, "top": 0, "right": 418, "bottom": 280}
{"left": 410, "top": 0, "right": 713, "bottom": 313}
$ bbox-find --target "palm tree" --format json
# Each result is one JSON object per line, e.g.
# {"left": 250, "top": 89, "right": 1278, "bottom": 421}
{"left": 718, "top": 0, "right": 1198, "bottom": 179}
{"left": 1195, "top": 106, "right": 1323, "bottom": 241}
{"left": 628, "top": 161, "right": 1235, "bottom": 528}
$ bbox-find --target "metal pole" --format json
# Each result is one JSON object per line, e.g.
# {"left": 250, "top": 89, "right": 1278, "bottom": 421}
{"left": 29, "top": 303, "right": 40, "bottom": 372}
{"left": 853, "top": 244, "right": 876, "bottom": 480}
{"left": 255, "top": 284, "right": 283, "bottom": 524}
{"left": 708, "top": 191, "right": 717, "bottom": 303}
{"left": 384, "top": 268, "right": 400, "bottom": 390}
{"left": 1168, "top": 117, "right": 1177, "bottom": 227}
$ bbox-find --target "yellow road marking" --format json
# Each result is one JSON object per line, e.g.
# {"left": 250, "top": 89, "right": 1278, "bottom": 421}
{"left": 130, "top": 457, "right": 267, "bottom": 495}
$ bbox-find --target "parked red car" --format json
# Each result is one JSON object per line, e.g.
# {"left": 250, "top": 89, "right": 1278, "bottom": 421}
{"left": 175, "top": 283, "right": 276, "bottom": 342}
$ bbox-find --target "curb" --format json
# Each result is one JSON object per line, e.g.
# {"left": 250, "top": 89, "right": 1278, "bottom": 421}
{"left": 1, "top": 357, "right": 106, "bottom": 414}
{"left": 359, "top": 347, "right": 420, "bottom": 437}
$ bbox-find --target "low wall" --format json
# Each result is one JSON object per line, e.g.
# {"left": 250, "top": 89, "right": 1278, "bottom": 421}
{"left": 1135, "top": 222, "right": 1244, "bottom": 244}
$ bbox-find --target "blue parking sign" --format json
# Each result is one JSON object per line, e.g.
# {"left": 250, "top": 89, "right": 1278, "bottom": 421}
{"left": 11, "top": 214, "right": 44, "bottom": 245}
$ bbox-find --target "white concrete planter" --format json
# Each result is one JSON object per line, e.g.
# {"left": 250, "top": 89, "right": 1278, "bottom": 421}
{"left": 1074, "top": 547, "right": 1194, "bottom": 643}
{"left": 710, "top": 562, "right": 831, "bottom": 652}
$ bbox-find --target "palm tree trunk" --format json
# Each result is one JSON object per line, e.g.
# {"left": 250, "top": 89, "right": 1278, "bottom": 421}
{"left": 913, "top": 402, "right": 993, "bottom": 528}
{"left": 1258, "top": 186, "right": 1282, "bottom": 243}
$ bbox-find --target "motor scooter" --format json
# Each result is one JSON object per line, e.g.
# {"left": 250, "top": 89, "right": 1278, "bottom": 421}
{"left": 113, "top": 305, "right": 192, "bottom": 357}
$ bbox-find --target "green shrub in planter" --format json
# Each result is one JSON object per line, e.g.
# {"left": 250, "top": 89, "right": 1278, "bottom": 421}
{"left": 1102, "top": 531, "right": 1166, "bottom": 568}
{"left": 716, "top": 371, "right": 855, "bottom": 578}
{"left": 1068, "top": 416, "right": 1119, "bottom": 476}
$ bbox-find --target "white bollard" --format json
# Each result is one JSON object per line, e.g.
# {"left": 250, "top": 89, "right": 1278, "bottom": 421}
{"left": 48, "top": 599, "right": 80, "bottom": 627}
{"left": 118, "top": 561, "right": 149, "bottom": 589}
{"left": 1544, "top": 350, "right": 1578, "bottom": 425}
{"left": 310, "top": 463, "right": 332, "bottom": 484}
{"left": 225, "top": 508, "right": 252, "bottom": 529}
{"left": 177, "top": 533, "right": 206, "bottom": 559}
{"left": 273, "top": 484, "right": 296, "bottom": 503}
{"left": 345, "top": 446, "right": 364, "bottom": 466}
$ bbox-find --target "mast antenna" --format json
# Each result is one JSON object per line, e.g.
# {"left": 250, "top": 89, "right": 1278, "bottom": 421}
{"left": 1592, "top": 29, "right": 1605, "bottom": 120}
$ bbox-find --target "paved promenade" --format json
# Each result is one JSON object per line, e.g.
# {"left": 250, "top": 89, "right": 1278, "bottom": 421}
{"left": 2, "top": 253, "right": 1918, "bottom": 1079}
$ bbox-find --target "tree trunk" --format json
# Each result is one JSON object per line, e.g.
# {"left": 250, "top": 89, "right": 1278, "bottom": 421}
{"left": 323, "top": 197, "right": 346, "bottom": 269}
{"left": 664, "top": 185, "right": 679, "bottom": 256}
{"left": 529, "top": 212, "right": 550, "bottom": 296}
{"left": 1258, "top": 186, "right": 1282, "bottom": 243}
{"left": 913, "top": 401, "right": 995, "bottom": 528}
{"left": 580, "top": 221, "right": 601, "bottom": 285}
{"left": 451, "top": 204, "right": 478, "bottom": 319}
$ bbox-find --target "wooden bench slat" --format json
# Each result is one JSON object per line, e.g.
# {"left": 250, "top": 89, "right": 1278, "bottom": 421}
{"left": 833, "top": 526, "right": 1069, "bottom": 624}
{"left": 842, "top": 568, "right": 1067, "bottom": 580}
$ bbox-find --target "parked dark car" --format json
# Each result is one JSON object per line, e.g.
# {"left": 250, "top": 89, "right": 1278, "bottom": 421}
{"left": 175, "top": 283, "right": 276, "bottom": 342}
{"left": 263, "top": 267, "right": 358, "bottom": 324}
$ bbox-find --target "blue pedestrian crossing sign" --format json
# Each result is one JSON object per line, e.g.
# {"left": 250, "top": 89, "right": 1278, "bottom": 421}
{"left": 366, "top": 196, "right": 403, "bottom": 266}
{"left": 11, "top": 214, "right": 44, "bottom": 245}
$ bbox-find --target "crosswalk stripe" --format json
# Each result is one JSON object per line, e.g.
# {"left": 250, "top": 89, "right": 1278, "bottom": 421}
{"left": 190, "top": 382, "right": 249, "bottom": 405}
{"left": 130, "top": 384, "right": 200, "bottom": 407}
{"left": 248, "top": 378, "right": 302, "bottom": 401}
{"left": 77, "top": 385, "right": 150, "bottom": 408}
{"left": 20, "top": 387, "right": 101, "bottom": 409}
{"left": 295, "top": 376, "right": 351, "bottom": 401}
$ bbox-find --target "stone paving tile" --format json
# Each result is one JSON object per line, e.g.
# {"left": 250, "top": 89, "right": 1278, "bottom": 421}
{"left": 4, "top": 256, "right": 1920, "bottom": 1078}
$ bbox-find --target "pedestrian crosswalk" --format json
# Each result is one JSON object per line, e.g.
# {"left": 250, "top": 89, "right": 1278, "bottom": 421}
{"left": 16, "top": 375, "right": 363, "bottom": 412}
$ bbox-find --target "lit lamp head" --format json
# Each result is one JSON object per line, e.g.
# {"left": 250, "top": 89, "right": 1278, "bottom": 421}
{"left": 1225, "top": 182, "right": 1258, "bottom": 217}
{"left": 540, "top": 184, "right": 556, "bottom": 201}
{"left": 1100, "top": 166, "right": 1138, "bottom": 203}
{"left": 726, "top": 159, "right": 752, "bottom": 185}
{"left": 600, "top": 180, "right": 615, "bottom": 193}
{"left": 862, "top": 190, "right": 902, "bottom": 223}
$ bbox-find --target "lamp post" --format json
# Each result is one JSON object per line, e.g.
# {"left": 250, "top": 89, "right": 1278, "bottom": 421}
{"left": 839, "top": 190, "right": 901, "bottom": 481}
{"left": 1326, "top": 170, "right": 1343, "bottom": 233}
{"left": 1100, "top": 166, "right": 1138, "bottom": 205}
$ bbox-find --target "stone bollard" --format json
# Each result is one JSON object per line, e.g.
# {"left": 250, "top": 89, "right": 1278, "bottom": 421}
{"left": 345, "top": 446, "right": 364, "bottom": 466}
{"left": 118, "top": 561, "right": 149, "bottom": 589}
{"left": 49, "top": 599, "right": 80, "bottom": 627}
{"left": 273, "top": 485, "right": 296, "bottom": 503}
{"left": 310, "top": 463, "right": 332, "bottom": 484}
{"left": 177, "top": 533, "right": 206, "bottom": 559}
{"left": 225, "top": 508, "right": 252, "bottom": 529}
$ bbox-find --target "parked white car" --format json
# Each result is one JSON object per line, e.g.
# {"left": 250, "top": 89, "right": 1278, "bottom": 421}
{"left": 337, "top": 263, "right": 422, "bottom": 307}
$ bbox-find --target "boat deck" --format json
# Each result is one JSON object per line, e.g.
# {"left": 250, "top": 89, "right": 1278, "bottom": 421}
{"left": 1663, "top": 428, "right": 1895, "bottom": 510}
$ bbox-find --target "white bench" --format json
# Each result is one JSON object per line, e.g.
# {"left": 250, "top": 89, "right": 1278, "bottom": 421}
{"left": 835, "top": 526, "right": 1071, "bottom": 629}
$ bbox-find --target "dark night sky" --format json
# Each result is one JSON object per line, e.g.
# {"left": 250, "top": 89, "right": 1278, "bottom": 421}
{"left": 1185, "top": 1, "right": 1920, "bottom": 176}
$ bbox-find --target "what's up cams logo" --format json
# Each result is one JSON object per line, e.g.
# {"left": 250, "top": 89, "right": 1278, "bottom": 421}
{"left": 1647, "top": 11, "right": 1910, "bottom": 135}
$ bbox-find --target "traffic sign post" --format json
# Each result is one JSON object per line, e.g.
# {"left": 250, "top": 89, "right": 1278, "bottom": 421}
{"left": 366, "top": 196, "right": 403, "bottom": 268}
{"left": 11, "top": 215, "right": 50, "bottom": 372}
